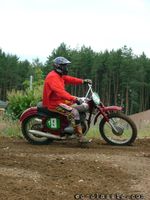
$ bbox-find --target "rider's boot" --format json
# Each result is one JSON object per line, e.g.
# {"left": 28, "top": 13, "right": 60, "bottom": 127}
{"left": 74, "top": 124, "right": 90, "bottom": 143}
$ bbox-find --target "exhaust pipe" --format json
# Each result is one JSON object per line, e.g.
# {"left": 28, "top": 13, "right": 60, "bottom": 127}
{"left": 29, "top": 130, "right": 62, "bottom": 140}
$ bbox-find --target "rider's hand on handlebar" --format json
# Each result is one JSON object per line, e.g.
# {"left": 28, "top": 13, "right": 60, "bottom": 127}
{"left": 83, "top": 79, "right": 92, "bottom": 85}
{"left": 74, "top": 98, "right": 82, "bottom": 105}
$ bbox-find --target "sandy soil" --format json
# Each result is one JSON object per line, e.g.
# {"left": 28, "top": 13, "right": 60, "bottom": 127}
{"left": 0, "top": 136, "right": 149, "bottom": 200}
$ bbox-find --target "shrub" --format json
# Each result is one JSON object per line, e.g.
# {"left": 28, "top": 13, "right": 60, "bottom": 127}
{"left": 6, "top": 85, "right": 43, "bottom": 119}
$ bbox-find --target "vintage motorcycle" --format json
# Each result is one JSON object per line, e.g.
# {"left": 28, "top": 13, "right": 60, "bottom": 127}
{"left": 20, "top": 84, "right": 137, "bottom": 146}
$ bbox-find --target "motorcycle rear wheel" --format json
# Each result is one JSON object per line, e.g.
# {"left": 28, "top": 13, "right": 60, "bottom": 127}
{"left": 99, "top": 112, "right": 137, "bottom": 145}
{"left": 21, "top": 115, "right": 53, "bottom": 145}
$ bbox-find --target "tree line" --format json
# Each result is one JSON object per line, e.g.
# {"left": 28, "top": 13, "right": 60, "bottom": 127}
{"left": 1, "top": 43, "right": 150, "bottom": 115}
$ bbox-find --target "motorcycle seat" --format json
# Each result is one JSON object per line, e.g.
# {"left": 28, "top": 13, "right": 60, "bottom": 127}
{"left": 37, "top": 102, "right": 67, "bottom": 118}
{"left": 36, "top": 102, "right": 57, "bottom": 116}
{"left": 38, "top": 107, "right": 60, "bottom": 116}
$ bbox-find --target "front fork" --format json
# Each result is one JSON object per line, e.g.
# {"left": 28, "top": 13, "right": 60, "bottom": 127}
{"left": 106, "top": 118, "right": 120, "bottom": 133}
{"left": 94, "top": 109, "right": 121, "bottom": 133}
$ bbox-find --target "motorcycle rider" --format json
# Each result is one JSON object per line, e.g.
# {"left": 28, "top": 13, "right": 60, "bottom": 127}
{"left": 42, "top": 56, "right": 92, "bottom": 143}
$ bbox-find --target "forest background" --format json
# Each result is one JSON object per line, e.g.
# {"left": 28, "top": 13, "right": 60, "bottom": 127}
{"left": 1, "top": 42, "right": 150, "bottom": 116}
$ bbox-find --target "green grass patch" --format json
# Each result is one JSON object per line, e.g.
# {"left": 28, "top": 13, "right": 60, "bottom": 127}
{"left": 0, "top": 115, "right": 22, "bottom": 137}
{"left": 137, "top": 128, "right": 150, "bottom": 138}
{"left": 87, "top": 126, "right": 101, "bottom": 139}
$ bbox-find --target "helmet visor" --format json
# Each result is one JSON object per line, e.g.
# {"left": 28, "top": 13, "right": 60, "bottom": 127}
{"left": 60, "top": 64, "right": 69, "bottom": 75}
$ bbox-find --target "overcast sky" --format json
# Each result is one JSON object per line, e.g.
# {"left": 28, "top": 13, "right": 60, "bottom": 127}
{"left": 0, "top": 0, "right": 150, "bottom": 63}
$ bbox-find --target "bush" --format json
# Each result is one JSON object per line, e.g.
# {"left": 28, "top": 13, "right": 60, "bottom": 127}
{"left": 6, "top": 85, "right": 43, "bottom": 119}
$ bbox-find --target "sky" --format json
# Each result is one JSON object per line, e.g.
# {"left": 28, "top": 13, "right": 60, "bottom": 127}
{"left": 0, "top": 0, "right": 150, "bottom": 63}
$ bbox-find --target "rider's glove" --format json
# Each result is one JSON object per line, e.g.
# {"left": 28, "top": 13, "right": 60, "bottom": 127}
{"left": 74, "top": 98, "right": 82, "bottom": 105}
{"left": 83, "top": 79, "right": 92, "bottom": 84}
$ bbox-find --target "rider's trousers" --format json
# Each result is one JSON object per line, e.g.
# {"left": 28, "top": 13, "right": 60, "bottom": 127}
{"left": 56, "top": 103, "right": 89, "bottom": 126}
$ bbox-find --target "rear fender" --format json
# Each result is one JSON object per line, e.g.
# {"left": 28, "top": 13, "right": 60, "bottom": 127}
{"left": 20, "top": 107, "right": 37, "bottom": 122}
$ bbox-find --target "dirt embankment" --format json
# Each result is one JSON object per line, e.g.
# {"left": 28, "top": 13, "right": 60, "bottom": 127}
{"left": 0, "top": 137, "right": 150, "bottom": 200}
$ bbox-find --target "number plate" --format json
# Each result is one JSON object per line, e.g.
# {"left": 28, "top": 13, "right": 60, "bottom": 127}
{"left": 46, "top": 118, "right": 60, "bottom": 129}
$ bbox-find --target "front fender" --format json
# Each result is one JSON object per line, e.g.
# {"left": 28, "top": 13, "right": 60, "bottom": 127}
{"left": 20, "top": 107, "right": 37, "bottom": 122}
{"left": 93, "top": 106, "right": 122, "bottom": 125}
{"left": 103, "top": 106, "right": 122, "bottom": 112}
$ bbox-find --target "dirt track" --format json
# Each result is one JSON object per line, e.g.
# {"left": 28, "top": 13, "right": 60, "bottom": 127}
{"left": 0, "top": 137, "right": 150, "bottom": 200}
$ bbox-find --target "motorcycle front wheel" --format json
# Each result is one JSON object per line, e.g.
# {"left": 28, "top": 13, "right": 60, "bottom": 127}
{"left": 99, "top": 112, "right": 137, "bottom": 145}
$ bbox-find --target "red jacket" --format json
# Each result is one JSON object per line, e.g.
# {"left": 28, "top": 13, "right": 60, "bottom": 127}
{"left": 42, "top": 70, "right": 83, "bottom": 109}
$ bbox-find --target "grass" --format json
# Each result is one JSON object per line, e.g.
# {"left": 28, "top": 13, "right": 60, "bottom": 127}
{"left": 0, "top": 114, "right": 22, "bottom": 137}
{"left": 137, "top": 128, "right": 150, "bottom": 138}
{"left": 87, "top": 126, "right": 101, "bottom": 138}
